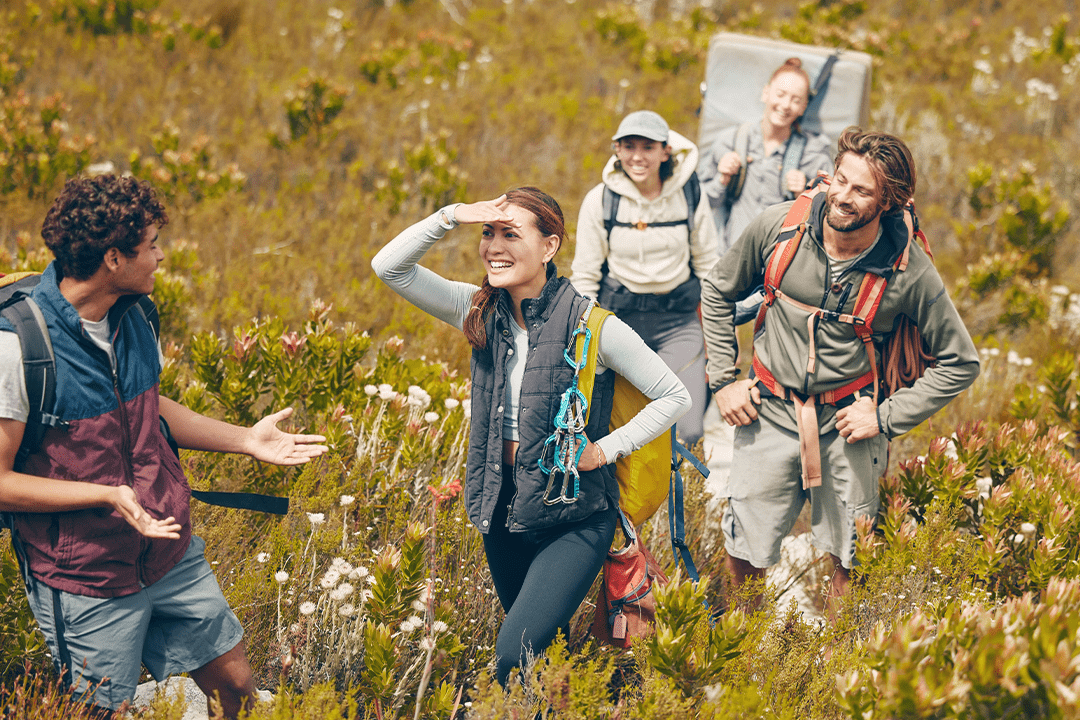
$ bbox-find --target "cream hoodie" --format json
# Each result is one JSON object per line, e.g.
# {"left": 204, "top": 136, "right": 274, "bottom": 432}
{"left": 571, "top": 129, "right": 720, "bottom": 298}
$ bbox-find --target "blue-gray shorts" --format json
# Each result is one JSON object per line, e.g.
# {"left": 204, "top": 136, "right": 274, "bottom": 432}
{"left": 24, "top": 535, "right": 243, "bottom": 711}
{"left": 722, "top": 414, "right": 888, "bottom": 570}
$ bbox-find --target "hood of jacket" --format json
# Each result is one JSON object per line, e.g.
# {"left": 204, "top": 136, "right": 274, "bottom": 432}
{"left": 601, "top": 128, "right": 699, "bottom": 202}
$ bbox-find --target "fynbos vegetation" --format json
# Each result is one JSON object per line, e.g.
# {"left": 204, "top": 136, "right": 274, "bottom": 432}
{"left": 4, "top": 0, "right": 1080, "bottom": 717}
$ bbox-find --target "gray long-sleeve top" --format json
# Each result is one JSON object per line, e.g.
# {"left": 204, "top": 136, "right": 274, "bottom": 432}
{"left": 372, "top": 207, "right": 691, "bottom": 463}
{"left": 701, "top": 197, "right": 980, "bottom": 438}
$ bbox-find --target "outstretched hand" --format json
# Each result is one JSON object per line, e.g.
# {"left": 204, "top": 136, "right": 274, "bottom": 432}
{"left": 243, "top": 408, "right": 329, "bottom": 465}
{"left": 453, "top": 195, "right": 522, "bottom": 227}
{"left": 112, "top": 485, "right": 182, "bottom": 539}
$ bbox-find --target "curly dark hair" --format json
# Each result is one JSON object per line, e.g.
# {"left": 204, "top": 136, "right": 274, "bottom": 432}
{"left": 41, "top": 175, "right": 169, "bottom": 280}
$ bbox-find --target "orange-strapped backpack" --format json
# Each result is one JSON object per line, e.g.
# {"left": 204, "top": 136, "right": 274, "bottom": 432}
{"left": 751, "top": 176, "right": 935, "bottom": 489}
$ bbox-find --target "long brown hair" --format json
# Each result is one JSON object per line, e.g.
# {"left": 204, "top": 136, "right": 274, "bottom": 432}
{"left": 462, "top": 187, "right": 565, "bottom": 350}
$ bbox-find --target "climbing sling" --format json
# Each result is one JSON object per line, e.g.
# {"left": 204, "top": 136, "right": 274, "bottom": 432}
{"left": 751, "top": 177, "right": 934, "bottom": 490}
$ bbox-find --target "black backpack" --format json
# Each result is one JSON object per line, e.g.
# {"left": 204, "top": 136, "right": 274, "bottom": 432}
{"left": 0, "top": 272, "right": 287, "bottom": 514}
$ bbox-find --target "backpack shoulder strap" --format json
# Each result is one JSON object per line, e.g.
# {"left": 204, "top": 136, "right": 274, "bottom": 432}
{"left": 668, "top": 427, "right": 709, "bottom": 583}
{"left": 755, "top": 181, "right": 828, "bottom": 332}
{"left": 1, "top": 295, "right": 64, "bottom": 468}
{"left": 602, "top": 186, "right": 620, "bottom": 240}
{"left": 780, "top": 131, "right": 808, "bottom": 201}
{"left": 682, "top": 171, "right": 700, "bottom": 225}
{"left": 134, "top": 295, "right": 161, "bottom": 340}
{"left": 575, "top": 304, "right": 613, "bottom": 424}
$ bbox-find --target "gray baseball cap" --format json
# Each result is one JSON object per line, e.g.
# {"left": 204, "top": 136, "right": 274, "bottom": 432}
{"left": 612, "top": 110, "right": 669, "bottom": 143}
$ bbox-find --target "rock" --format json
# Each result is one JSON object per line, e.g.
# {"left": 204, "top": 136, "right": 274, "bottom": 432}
{"left": 129, "top": 676, "right": 273, "bottom": 720}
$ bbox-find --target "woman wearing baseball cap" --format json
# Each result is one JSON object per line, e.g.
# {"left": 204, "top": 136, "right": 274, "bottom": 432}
{"left": 571, "top": 110, "right": 719, "bottom": 446}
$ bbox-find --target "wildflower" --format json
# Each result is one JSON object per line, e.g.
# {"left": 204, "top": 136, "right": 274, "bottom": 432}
{"left": 400, "top": 615, "right": 424, "bottom": 633}
{"left": 330, "top": 583, "right": 355, "bottom": 601}
{"left": 319, "top": 568, "right": 341, "bottom": 589}
{"left": 975, "top": 477, "right": 992, "bottom": 499}
{"left": 339, "top": 603, "right": 355, "bottom": 617}
{"left": 412, "top": 599, "right": 426, "bottom": 612}
{"left": 299, "top": 601, "right": 317, "bottom": 616}
{"left": 1014, "top": 534, "right": 1027, "bottom": 545}
{"left": 425, "top": 411, "right": 439, "bottom": 423}
{"left": 1020, "top": 522, "right": 1037, "bottom": 537}
{"left": 281, "top": 331, "right": 307, "bottom": 359}
{"left": 367, "top": 575, "right": 377, "bottom": 585}
{"left": 328, "top": 6, "right": 344, "bottom": 19}
{"left": 340, "top": 494, "right": 355, "bottom": 507}
{"left": 307, "top": 512, "right": 326, "bottom": 526}
{"left": 331, "top": 557, "right": 354, "bottom": 574}
{"left": 361, "top": 589, "right": 374, "bottom": 601}
{"left": 420, "top": 637, "right": 437, "bottom": 651}
{"left": 444, "top": 398, "right": 460, "bottom": 410}
{"left": 378, "top": 384, "right": 396, "bottom": 401}
{"left": 256, "top": 552, "right": 270, "bottom": 563}
{"left": 462, "top": 398, "right": 471, "bottom": 419}
{"left": 385, "top": 336, "right": 405, "bottom": 356}
{"left": 275, "top": 571, "right": 289, "bottom": 584}
{"left": 350, "top": 566, "right": 369, "bottom": 579}
{"left": 432, "top": 620, "right": 448, "bottom": 634}
{"left": 365, "top": 384, "right": 378, "bottom": 396}
{"left": 429, "top": 477, "right": 463, "bottom": 503}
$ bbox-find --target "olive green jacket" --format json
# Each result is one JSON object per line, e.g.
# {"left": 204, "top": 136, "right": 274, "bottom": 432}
{"left": 701, "top": 194, "right": 980, "bottom": 437}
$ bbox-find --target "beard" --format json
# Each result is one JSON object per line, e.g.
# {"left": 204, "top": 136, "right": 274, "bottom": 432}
{"left": 825, "top": 195, "right": 881, "bottom": 233}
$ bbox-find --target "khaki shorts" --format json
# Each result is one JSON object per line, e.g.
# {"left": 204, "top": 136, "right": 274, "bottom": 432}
{"left": 24, "top": 535, "right": 243, "bottom": 711}
{"left": 722, "top": 414, "right": 887, "bottom": 570}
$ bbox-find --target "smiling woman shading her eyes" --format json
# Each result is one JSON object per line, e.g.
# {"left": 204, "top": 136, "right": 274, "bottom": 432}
{"left": 371, "top": 186, "right": 691, "bottom": 686}
{"left": 570, "top": 111, "right": 720, "bottom": 447}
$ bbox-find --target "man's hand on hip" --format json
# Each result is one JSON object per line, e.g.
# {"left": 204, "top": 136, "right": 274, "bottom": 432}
{"left": 835, "top": 396, "right": 881, "bottom": 443}
{"left": 715, "top": 379, "right": 761, "bottom": 427}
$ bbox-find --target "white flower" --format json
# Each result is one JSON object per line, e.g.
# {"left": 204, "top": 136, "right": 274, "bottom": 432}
{"left": 411, "top": 599, "right": 426, "bottom": 612}
{"left": 330, "top": 583, "right": 355, "bottom": 601}
{"left": 319, "top": 569, "right": 341, "bottom": 589}
{"left": 340, "top": 494, "right": 355, "bottom": 507}
{"left": 367, "top": 575, "right": 377, "bottom": 585}
{"left": 444, "top": 398, "right": 460, "bottom": 410}
{"left": 350, "top": 566, "right": 369, "bottom": 580}
{"left": 338, "top": 603, "right": 356, "bottom": 617}
{"left": 975, "top": 477, "right": 992, "bottom": 500}
{"left": 331, "top": 557, "right": 354, "bottom": 574}
{"left": 365, "top": 384, "right": 378, "bottom": 396}
{"left": 420, "top": 637, "right": 437, "bottom": 651}
{"left": 462, "top": 399, "right": 471, "bottom": 419}
{"left": 307, "top": 512, "right": 326, "bottom": 526}
{"left": 274, "top": 571, "right": 289, "bottom": 584}
{"left": 1020, "top": 522, "right": 1037, "bottom": 537}
{"left": 299, "top": 601, "right": 317, "bottom": 616}
{"left": 400, "top": 615, "right": 424, "bottom": 633}
{"left": 378, "top": 384, "right": 396, "bottom": 401}
{"left": 432, "top": 620, "right": 448, "bottom": 634}
{"left": 327, "top": 7, "right": 344, "bottom": 19}
{"left": 361, "top": 589, "right": 374, "bottom": 601}
{"left": 1022, "top": 357, "right": 1033, "bottom": 367}
{"left": 256, "top": 552, "right": 270, "bottom": 563}
{"left": 1014, "top": 533, "right": 1027, "bottom": 545}
{"left": 424, "top": 411, "right": 439, "bottom": 423}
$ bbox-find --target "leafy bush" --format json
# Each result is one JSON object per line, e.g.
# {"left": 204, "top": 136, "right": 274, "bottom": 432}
{"left": 0, "top": 91, "right": 94, "bottom": 199}
{"left": 129, "top": 122, "right": 245, "bottom": 207}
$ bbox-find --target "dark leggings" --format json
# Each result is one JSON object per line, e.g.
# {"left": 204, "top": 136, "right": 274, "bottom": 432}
{"left": 482, "top": 469, "right": 617, "bottom": 686}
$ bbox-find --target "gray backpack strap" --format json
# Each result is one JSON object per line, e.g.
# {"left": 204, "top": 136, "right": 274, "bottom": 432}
{"left": 780, "top": 131, "right": 809, "bottom": 201}
{"left": 726, "top": 121, "right": 754, "bottom": 204}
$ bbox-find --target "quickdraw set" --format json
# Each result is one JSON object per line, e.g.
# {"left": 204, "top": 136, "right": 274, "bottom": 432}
{"left": 538, "top": 298, "right": 596, "bottom": 505}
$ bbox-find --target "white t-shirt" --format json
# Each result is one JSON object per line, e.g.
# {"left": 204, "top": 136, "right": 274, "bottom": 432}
{"left": 0, "top": 316, "right": 163, "bottom": 423}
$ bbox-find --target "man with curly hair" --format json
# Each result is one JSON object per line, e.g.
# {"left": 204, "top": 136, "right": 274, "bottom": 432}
{"left": 0, "top": 175, "right": 328, "bottom": 718}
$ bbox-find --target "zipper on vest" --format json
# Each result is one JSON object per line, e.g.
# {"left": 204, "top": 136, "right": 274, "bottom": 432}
{"left": 112, "top": 363, "right": 149, "bottom": 585}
